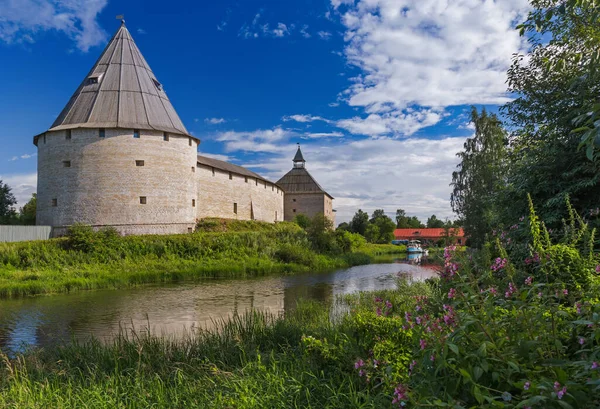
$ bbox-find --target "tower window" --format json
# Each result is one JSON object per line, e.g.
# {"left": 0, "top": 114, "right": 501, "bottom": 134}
{"left": 275, "top": 211, "right": 278, "bottom": 220}
{"left": 245, "top": 177, "right": 248, "bottom": 183}
{"left": 264, "top": 182, "right": 266, "bottom": 189}
{"left": 134, "top": 129, "right": 140, "bottom": 139}
{"left": 293, "top": 199, "right": 296, "bottom": 202}
{"left": 255, "top": 179, "right": 258, "bottom": 186}
{"left": 163, "top": 132, "right": 169, "bottom": 141}
{"left": 66, "top": 130, "right": 71, "bottom": 140}
{"left": 139, "top": 196, "right": 147, "bottom": 204}
{"left": 136, "top": 160, "right": 145, "bottom": 167}
{"left": 87, "top": 77, "right": 98, "bottom": 85}
{"left": 191, "top": 166, "right": 195, "bottom": 173}
{"left": 212, "top": 167, "right": 215, "bottom": 176}
{"left": 51, "top": 199, "right": 57, "bottom": 207}
{"left": 272, "top": 186, "right": 274, "bottom": 191}
{"left": 189, "top": 138, "right": 192, "bottom": 147}
{"left": 229, "top": 172, "right": 233, "bottom": 180}
{"left": 99, "top": 128, "right": 105, "bottom": 138}
{"left": 293, "top": 209, "right": 296, "bottom": 213}
{"left": 43, "top": 134, "right": 46, "bottom": 144}
{"left": 192, "top": 199, "right": 196, "bottom": 207}
{"left": 233, "top": 203, "right": 238, "bottom": 214}
{"left": 188, "top": 227, "right": 193, "bottom": 233}
{"left": 152, "top": 78, "right": 163, "bottom": 91}
{"left": 62, "top": 160, "right": 71, "bottom": 168}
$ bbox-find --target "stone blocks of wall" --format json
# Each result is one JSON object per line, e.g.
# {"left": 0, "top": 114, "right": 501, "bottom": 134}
{"left": 196, "top": 165, "right": 284, "bottom": 223}
{"left": 37, "top": 128, "right": 198, "bottom": 235}
{"left": 283, "top": 192, "right": 335, "bottom": 224}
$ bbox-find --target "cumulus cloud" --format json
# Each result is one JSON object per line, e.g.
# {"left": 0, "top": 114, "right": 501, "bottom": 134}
{"left": 242, "top": 137, "right": 467, "bottom": 224}
{"left": 300, "top": 25, "right": 311, "bottom": 38}
{"left": 302, "top": 132, "right": 344, "bottom": 139}
{"left": 205, "top": 118, "right": 226, "bottom": 125}
{"left": 215, "top": 127, "right": 294, "bottom": 153}
{"left": 328, "top": 0, "right": 530, "bottom": 137}
{"left": 0, "top": 0, "right": 108, "bottom": 52}
{"left": 0, "top": 173, "right": 37, "bottom": 208}
{"left": 136, "top": 28, "right": 146, "bottom": 35}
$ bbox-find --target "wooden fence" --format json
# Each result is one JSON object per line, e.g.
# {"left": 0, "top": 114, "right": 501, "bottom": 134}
{"left": 0, "top": 226, "right": 53, "bottom": 243}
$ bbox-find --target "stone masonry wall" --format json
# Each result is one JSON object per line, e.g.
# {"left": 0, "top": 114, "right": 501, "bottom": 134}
{"left": 283, "top": 193, "right": 335, "bottom": 224}
{"left": 196, "top": 164, "right": 284, "bottom": 223}
{"left": 37, "top": 128, "right": 198, "bottom": 235}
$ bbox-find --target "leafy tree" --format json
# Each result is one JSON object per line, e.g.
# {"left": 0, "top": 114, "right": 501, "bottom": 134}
{"left": 368, "top": 209, "right": 396, "bottom": 244}
{"left": 336, "top": 222, "right": 350, "bottom": 232}
{"left": 451, "top": 108, "right": 507, "bottom": 248}
{"left": 0, "top": 180, "right": 17, "bottom": 224}
{"left": 306, "top": 213, "right": 334, "bottom": 252}
{"left": 426, "top": 215, "right": 445, "bottom": 228}
{"left": 19, "top": 193, "right": 36, "bottom": 225}
{"left": 501, "top": 0, "right": 600, "bottom": 227}
{"left": 293, "top": 214, "right": 311, "bottom": 229}
{"left": 364, "top": 224, "right": 380, "bottom": 244}
{"left": 349, "top": 209, "right": 369, "bottom": 236}
{"left": 396, "top": 209, "right": 424, "bottom": 229}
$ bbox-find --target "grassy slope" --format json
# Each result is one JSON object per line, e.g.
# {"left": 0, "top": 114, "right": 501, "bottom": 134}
{"left": 0, "top": 283, "right": 429, "bottom": 409}
{"left": 0, "top": 219, "right": 406, "bottom": 298}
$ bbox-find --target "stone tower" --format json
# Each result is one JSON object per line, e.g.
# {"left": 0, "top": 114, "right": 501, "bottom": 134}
{"left": 34, "top": 21, "right": 199, "bottom": 235}
{"left": 277, "top": 145, "right": 335, "bottom": 224}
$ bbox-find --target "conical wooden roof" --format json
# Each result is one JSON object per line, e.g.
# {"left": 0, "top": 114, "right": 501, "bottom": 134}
{"left": 35, "top": 21, "right": 193, "bottom": 143}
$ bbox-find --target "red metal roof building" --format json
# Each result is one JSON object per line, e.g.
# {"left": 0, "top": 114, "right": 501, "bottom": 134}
{"left": 394, "top": 228, "right": 466, "bottom": 245}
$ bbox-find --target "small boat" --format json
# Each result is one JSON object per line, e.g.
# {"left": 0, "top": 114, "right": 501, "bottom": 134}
{"left": 407, "top": 240, "right": 428, "bottom": 255}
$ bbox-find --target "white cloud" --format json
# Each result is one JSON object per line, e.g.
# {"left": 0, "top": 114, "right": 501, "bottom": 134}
{"left": 205, "top": 118, "right": 226, "bottom": 125}
{"left": 215, "top": 127, "right": 294, "bottom": 153}
{"left": 300, "top": 25, "right": 311, "bottom": 38}
{"left": 336, "top": 110, "right": 444, "bottom": 138}
{"left": 242, "top": 137, "right": 467, "bottom": 224}
{"left": 0, "top": 173, "right": 37, "bottom": 208}
{"left": 329, "top": 0, "right": 530, "bottom": 136}
{"left": 198, "top": 153, "right": 232, "bottom": 162}
{"left": 273, "top": 23, "right": 289, "bottom": 38}
{"left": 282, "top": 114, "right": 331, "bottom": 123}
{"left": 136, "top": 28, "right": 146, "bottom": 35}
{"left": 0, "top": 0, "right": 108, "bottom": 52}
{"left": 329, "top": 102, "right": 340, "bottom": 107}
{"left": 8, "top": 153, "right": 37, "bottom": 162}
{"left": 318, "top": 31, "right": 332, "bottom": 40}
{"left": 302, "top": 132, "right": 344, "bottom": 139}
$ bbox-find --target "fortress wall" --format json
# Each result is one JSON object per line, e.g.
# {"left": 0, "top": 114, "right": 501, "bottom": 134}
{"left": 36, "top": 128, "right": 198, "bottom": 235}
{"left": 196, "top": 165, "right": 284, "bottom": 223}
{"left": 283, "top": 193, "right": 335, "bottom": 224}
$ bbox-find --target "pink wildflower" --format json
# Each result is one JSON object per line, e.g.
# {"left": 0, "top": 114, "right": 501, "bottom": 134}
{"left": 376, "top": 307, "right": 382, "bottom": 316}
{"left": 385, "top": 300, "right": 393, "bottom": 309}
{"left": 557, "top": 387, "right": 567, "bottom": 399}
{"left": 354, "top": 359, "right": 364, "bottom": 369}
{"left": 489, "top": 287, "right": 498, "bottom": 296}
{"left": 374, "top": 296, "right": 383, "bottom": 303}
{"left": 524, "top": 276, "right": 533, "bottom": 286}
{"left": 358, "top": 369, "right": 366, "bottom": 377}
{"left": 592, "top": 362, "right": 599, "bottom": 370}
{"left": 576, "top": 302, "right": 582, "bottom": 314}
{"left": 524, "top": 381, "right": 530, "bottom": 390}
{"left": 419, "top": 339, "right": 427, "bottom": 350}
{"left": 392, "top": 384, "right": 409, "bottom": 405}
{"left": 596, "top": 265, "right": 600, "bottom": 273}
{"left": 579, "top": 337, "right": 585, "bottom": 345}
{"left": 447, "top": 288, "right": 457, "bottom": 299}
{"left": 430, "top": 354, "right": 435, "bottom": 362}
{"left": 505, "top": 282, "right": 517, "bottom": 298}
{"left": 563, "top": 289, "right": 568, "bottom": 296}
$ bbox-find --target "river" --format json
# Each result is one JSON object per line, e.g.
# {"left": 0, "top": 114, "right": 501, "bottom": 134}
{"left": 0, "top": 259, "right": 437, "bottom": 354}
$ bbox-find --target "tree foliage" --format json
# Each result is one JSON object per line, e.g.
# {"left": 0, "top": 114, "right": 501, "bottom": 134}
{"left": 501, "top": 0, "right": 600, "bottom": 228}
{"left": 0, "top": 180, "right": 17, "bottom": 224}
{"left": 395, "top": 209, "right": 424, "bottom": 229}
{"left": 426, "top": 215, "right": 445, "bottom": 229}
{"left": 451, "top": 108, "right": 508, "bottom": 248}
{"left": 19, "top": 194, "right": 36, "bottom": 226}
{"left": 349, "top": 209, "right": 369, "bottom": 236}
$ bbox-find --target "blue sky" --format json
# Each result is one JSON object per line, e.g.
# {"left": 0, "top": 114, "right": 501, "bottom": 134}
{"left": 0, "top": 0, "right": 530, "bottom": 224}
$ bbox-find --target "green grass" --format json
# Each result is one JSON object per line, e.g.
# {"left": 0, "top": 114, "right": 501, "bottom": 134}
{"left": 0, "top": 282, "right": 431, "bottom": 409}
{"left": 0, "top": 222, "right": 406, "bottom": 298}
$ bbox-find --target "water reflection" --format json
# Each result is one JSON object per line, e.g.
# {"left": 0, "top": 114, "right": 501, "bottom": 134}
{"left": 0, "top": 262, "right": 437, "bottom": 354}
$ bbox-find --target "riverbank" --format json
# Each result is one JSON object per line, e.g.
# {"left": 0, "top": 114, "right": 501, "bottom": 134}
{"left": 0, "top": 221, "right": 406, "bottom": 298}
{"left": 0, "top": 280, "right": 430, "bottom": 408}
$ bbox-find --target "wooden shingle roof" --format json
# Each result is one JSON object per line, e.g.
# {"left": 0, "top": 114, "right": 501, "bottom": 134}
{"left": 35, "top": 21, "right": 193, "bottom": 144}
{"left": 276, "top": 167, "right": 333, "bottom": 199}
{"left": 197, "top": 155, "right": 277, "bottom": 186}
